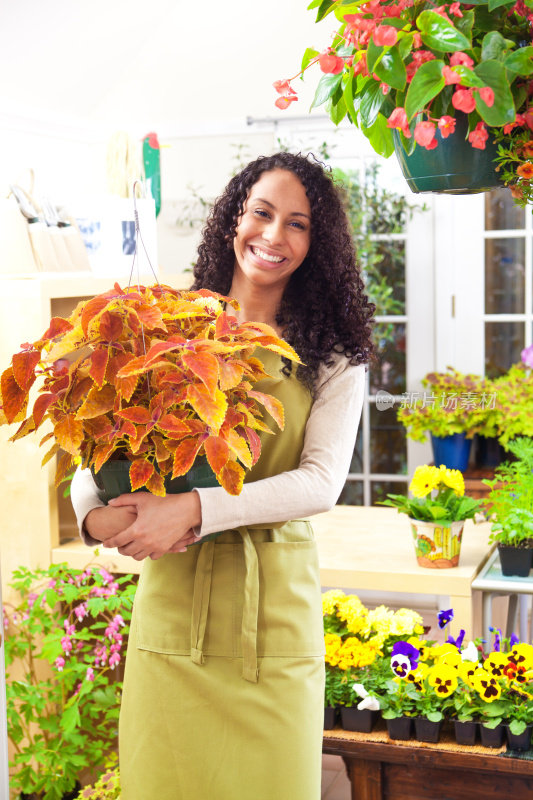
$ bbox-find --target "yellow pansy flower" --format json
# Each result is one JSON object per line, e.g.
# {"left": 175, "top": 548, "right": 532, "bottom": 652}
{"left": 458, "top": 661, "right": 478, "bottom": 688}
{"left": 484, "top": 652, "right": 509, "bottom": 677}
{"left": 508, "top": 643, "right": 533, "bottom": 670}
{"left": 428, "top": 663, "right": 458, "bottom": 697}
{"left": 472, "top": 668, "right": 501, "bottom": 701}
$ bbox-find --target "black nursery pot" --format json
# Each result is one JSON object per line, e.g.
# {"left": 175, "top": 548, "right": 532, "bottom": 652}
{"left": 340, "top": 707, "right": 379, "bottom": 733}
{"left": 386, "top": 715, "right": 413, "bottom": 741}
{"left": 414, "top": 716, "right": 443, "bottom": 743}
{"left": 506, "top": 724, "right": 533, "bottom": 751}
{"left": 480, "top": 723, "right": 505, "bottom": 748}
{"left": 454, "top": 719, "right": 478, "bottom": 746}
{"left": 324, "top": 706, "right": 337, "bottom": 730}
{"left": 498, "top": 544, "right": 533, "bottom": 577}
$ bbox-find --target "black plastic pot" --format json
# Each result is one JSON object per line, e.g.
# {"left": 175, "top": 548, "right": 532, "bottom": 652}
{"left": 506, "top": 723, "right": 532, "bottom": 751}
{"left": 480, "top": 722, "right": 505, "bottom": 748}
{"left": 386, "top": 715, "right": 413, "bottom": 741}
{"left": 454, "top": 719, "right": 478, "bottom": 746}
{"left": 324, "top": 706, "right": 337, "bottom": 730}
{"left": 473, "top": 435, "right": 506, "bottom": 469}
{"left": 498, "top": 544, "right": 533, "bottom": 578}
{"left": 414, "top": 716, "right": 443, "bottom": 743}
{"left": 340, "top": 707, "right": 379, "bottom": 733}
{"left": 393, "top": 112, "right": 503, "bottom": 195}
{"left": 431, "top": 433, "right": 472, "bottom": 472}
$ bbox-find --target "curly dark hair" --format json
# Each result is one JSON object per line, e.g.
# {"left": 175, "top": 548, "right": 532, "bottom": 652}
{"left": 192, "top": 152, "right": 375, "bottom": 390}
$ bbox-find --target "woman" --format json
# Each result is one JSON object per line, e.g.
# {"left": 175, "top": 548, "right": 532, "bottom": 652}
{"left": 71, "top": 152, "right": 374, "bottom": 799}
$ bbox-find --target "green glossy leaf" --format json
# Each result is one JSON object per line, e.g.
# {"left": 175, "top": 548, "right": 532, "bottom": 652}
{"left": 505, "top": 47, "right": 533, "bottom": 77}
{"left": 488, "top": 0, "right": 514, "bottom": 8}
{"left": 455, "top": 9, "right": 474, "bottom": 36}
{"left": 366, "top": 39, "right": 382, "bottom": 74}
{"left": 301, "top": 47, "right": 319, "bottom": 74}
{"left": 359, "top": 81, "right": 387, "bottom": 128}
{"left": 417, "top": 10, "right": 471, "bottom": 53}
{"left": 374, "top": 45, "right": 407, "bottom": 91}
{"left": 474, "top": 59, "right": 515, "bottom": 125}
{"left": 327, "top": 94, "right": 347, "bottom": 125}
{"left": 310, "top": 72, "right": 343, "bottom": 110}
{"left": 398, "top": 32, "right": 415, "bottom": 60}
{"left": 314, "top": 0, "right": 337, "bottom": 22}
{"left": 334, "top": 1, "right": 360, "bottom": 20}
{"left": 343, "top": 71, "right": 358, "bottom": 122}
{"left": 452, "top": 65, "right": 485, "bottom": 88}
{"left": 361, "top": 113, "right": 396, "bottom": 158}
{"left": 481, "top": 31, "right": 508, "bottom": 62}
{"left": 405, "top": 59, "right": 446, "bottom": 121}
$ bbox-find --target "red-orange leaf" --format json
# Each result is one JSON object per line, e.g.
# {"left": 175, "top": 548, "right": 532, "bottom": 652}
{"left": 227, "top": 428, "right": 252, "bottom": 469}
{"left": 81, "top": 296, "right": 111, "bottom": 336}
{"left": 41, "top": 317, "right": 73, "bottom": 341}
{"left": 215, "top": 311, "right": 233, "bottom": 338}
{"left": 244, "top": 426, "right": 262, "bottom": 465}
{"left": 171, "top": 437, "right": 204, "bottom": 478}
{"left": 129, "top": 425, "right": 148, "bottom": 454}
{"left": 89, "top": 348, "right": 109, "bottom": 388}
{"left": 12, "top": 351, "right": 40, "bottom": 391}
{"left": 187, "top": 383, "right": 227, "bottom": 434}
{"left": 248, "top": 390, "right": 285, "bottom": 430}
{"left": 182, "top": 351, "right": 219, "bottom": 395}
{"left": 33, "top": 393, "right": 57, "bottom": 428}
{"left": 83, "top": 415, "right": 114, "bottom": 441}
{"left": 144, "top": 340, "right": 183, "bottom": 368}
{"left": 54, "top": 414, "right": 84, "bottom": 455}
{"left": 41, "top": 443, "right": 60, "bottom": 466}
{"left": 70, "top": 376, "right": 94, "bottom": 407}
{"left": 91, "top": 443, "right": 115, "bottom": 473}
{"left": 204, "top": 435, "right": 229, "bottom": 474}
{"left": 106, "top": 352, "right": 131, "bottom": 383}
{"left": 129, "top": 458, "right": 154, "bottom": 491}
{"left": 116, "top": 407, "right": 152, "bottom": 425}
{"left": 116, "top": 355, "right": 147, "bottom": 377}
{"left": 156, "top": 414, "right": 190, "bottom": 438}
{"left": 218, "top": 359, "right": 243, "bottom": 392}
{"left": 1, "top": 368, "right": 28, "bottom": 423}
{"left": 146, "top": 470, "right": 166, "bottom": 496}
{"left": 54, "top": 451, "right": 74, "bottom": 488}
{"left": 137, "top": 304, "right": 166, "bottom": 331}
{"left": 10, "top": 416, "right": 36, "bottom": 442}
{"left": 99, "top": 311, "right": 123, "bottom": 342}
{"left": 152, "top": 434, "right": 170, "bottom": 464}
{"left": 76, "top": 384, "right": 115, "bottom": 420}
{"left": 217, "top": 460, "right": 245, "bottom": 495}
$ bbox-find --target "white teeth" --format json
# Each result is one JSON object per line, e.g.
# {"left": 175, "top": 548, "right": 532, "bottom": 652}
{"left": 252, "top": 246, "right": 284, "bottom": 263}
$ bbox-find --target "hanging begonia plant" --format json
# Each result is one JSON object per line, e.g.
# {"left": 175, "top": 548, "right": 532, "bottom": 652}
{"left": 0, "top": 283, "right": 300, "bottom": 497}
{"left": 275, "top": 0, "right": 533, "bottom": 203}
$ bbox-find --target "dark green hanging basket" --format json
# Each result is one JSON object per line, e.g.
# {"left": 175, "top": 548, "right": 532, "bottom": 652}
{"left": 393, "top": 113, "right": 504, "bottom": 195}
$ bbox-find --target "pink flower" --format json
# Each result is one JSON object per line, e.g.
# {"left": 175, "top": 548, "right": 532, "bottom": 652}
{"left": 442, "top": 66, "right": 461, "bottom": 85}
{"left": 380, "top": 83, "right": 390, "bottom": 95}
{"left": 273, "top": 80, "right": 291, "bottom": 96}
{"left": 318, "top": 50, "right": 344, "bottom": 75}
{"left": 113, "top": 614, "right": 125, "bottom": 628}
{"left": 61, "top": 636, "right": 73, "bottom": 654}
{"left": 478, "top": 87, "right": 494, "bottom": 107}
{"left": 27, "top": 593, "right": 38, "bottom": 608}
{"left": 109, "top": 652, "right": 121, "bottom": 669}
{"left": 64, "top": 620, "right": 75, "bottom": 635}
{"left": 373, "top": 25, "right": 398, "bottom": 47}
{"left": 469, "top": 121, "right": 489, "bottom": 149}
{"left": 414, "top": 121, "right": 437, "bottom": 148}
{"left": 48, "top": 579, "right": 56, "bottom": 589}
{"left": 413, "top": 33, "right": 422, "bottom": 49}
{"left": 86, "top": 667, "right": 95, "bottom": 681}
{"left": 74, "top": 603, "right": 87, "bottom": 622}
{"left": 55, "top": 657, "right": 65, "bottom": 671}
{"left": 387, "top": 107, "right": 411, "bottom": 138}
{"left": 450, "top": 52, "right": 474, "bottom": 68}
{"left": 438, "top": 116, "right": 456, "bottom": 138}
{"left": 449, "top": 2, "right": 463, "bottom": 16}
{"left": 521, "top": 344, "right": 533, "bottom": 368}
{"left": 524, "top": 108, "right": 533, "bottom": 130}
{"left": 452, "top": 88, "right": 476, "bottom": 113}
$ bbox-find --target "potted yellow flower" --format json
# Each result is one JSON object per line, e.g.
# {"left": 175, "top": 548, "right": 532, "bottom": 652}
{"left": 379, "top": 464, "right": 481, "bottom": 567}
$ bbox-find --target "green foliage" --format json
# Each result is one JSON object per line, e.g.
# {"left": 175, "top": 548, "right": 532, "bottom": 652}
{"left": 4, "top": 561, "right": 136, "bottom": 800}
{"left": 76, "top": 760, "right": 120, "bottom": 799}
{"left": 379, "top": 678, "right": 418, "bottom": 719}
{"left": 483, "top": 436, "right": 533, "bottom": 545}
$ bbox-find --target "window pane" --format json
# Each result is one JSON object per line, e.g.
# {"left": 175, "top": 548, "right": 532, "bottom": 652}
{"left": 485, "top": 321, "right": 525, "bottom": 377}
{"left": 349, "top": 428, "right": 363, "bottom": 474}
{"left": 485, "top": 238, "right": 525, "bottom": 314}
{"left": 338, "top": 481, "right": 364, "bottom": 505}
{"left": 485, "top": 188, "right": 525, "bottom": 231}
{"left": 369, "top": 323, "right": 406, "bottom": 395}
{"left": 370, "top": 404, "right": 407, "bottom": 474}
{"left": 374, "top": 241, "right": 405, "bottom": 314}
{"left": 371, "top": 480, "right": 407, "bottom": 505}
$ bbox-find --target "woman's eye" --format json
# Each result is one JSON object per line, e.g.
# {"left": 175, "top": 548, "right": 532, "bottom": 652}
{"left": 290, "top": 221, "right": 305, "bottom": 230}
{"left": 254, "top": 209, "right": 269, "bottom": 218}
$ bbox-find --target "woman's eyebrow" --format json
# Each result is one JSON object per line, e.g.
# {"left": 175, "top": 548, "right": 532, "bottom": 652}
{"left": 252, "top": 197, "right": 311, "bottom": 219}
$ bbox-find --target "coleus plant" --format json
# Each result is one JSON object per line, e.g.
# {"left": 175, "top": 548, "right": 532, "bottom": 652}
{"left": 275, "top": 0, "right": 533, "bottom": 203}
{"left": 0, "top": 283, "right": 300, "bottom": 496}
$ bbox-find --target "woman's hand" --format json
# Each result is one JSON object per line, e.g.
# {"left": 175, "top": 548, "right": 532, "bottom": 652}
{"left": 84, "top": 505, "right": 138, "bottom": 543}
{"left": 103, "top": 491, "right": 203, "bottom": 561}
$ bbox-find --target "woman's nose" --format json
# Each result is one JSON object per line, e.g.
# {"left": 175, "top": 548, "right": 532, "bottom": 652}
{"left": 262, "top": 218, "right": 284, "bottom": 245}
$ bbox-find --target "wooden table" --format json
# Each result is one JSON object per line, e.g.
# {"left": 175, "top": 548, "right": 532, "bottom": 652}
{"left": 311, "top": 506, "right": 492, "bottom": 639}
{"left": 323, "top": 728, "right": 533, "bottom": 800}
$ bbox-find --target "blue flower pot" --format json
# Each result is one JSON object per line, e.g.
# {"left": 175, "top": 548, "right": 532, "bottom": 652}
{"left": 431, "top": 433, "right": 472, "bottom": 472}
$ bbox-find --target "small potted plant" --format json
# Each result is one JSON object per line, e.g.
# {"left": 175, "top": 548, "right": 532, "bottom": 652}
{"left": 0, "top": 283, "right": 300, "bottom": 500}
{"left": 482, "top": 437, "right": 533, "bottom": 577}
{"left": 275, "top": 1, "right": 533, "bottom": 203}
{"left": 492, "top": 361, "right": 533, "bottom": 447}
{"left": 379, "top": 464, "right": 481, "bottom": 567}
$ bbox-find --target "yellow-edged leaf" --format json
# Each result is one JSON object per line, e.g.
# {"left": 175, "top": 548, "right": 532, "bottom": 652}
{"left": 248, "top": 390, "right": 285, "bottom": 430}
{"left": 12, "top": 350, "right": 40, "bottom": 391}
{"left": 226, "top": 428, "right": 252, "bottom": 469}
{"left": 146, "top": 470, "right": 166, "bottom": 496}
{"left": 182, "top": 351, "right": 219, "bottom": 395}
{"left": 244, "top": 426, "right": 262, "bottom": 465}
{"left": 171, "top": 437, "right": 204, "bottom": 478}
{"left": 54, "top": 451, "right": 74, "bottom": 488}
{"left": 116, "top": 407, "right": 152, "bottom": 425}
{"left": 218, "top": 359, "right": 244, "bottom": 391}
{"left": 187, "top": 383, "right": 227, "bottom": 434}
{"left": 217, "top": 460, "right": 245, "bottom": 495}
{"left": 54, "top": 415, "right": 84, "bottom": 455}
{"left": 204, "top": 435, "right": 230, "bottom": 474}
{"left": 129, "top": 458, "right": 154, "bottom": 491}
{"left": 99, "top": 310, "right": 123, "bottom": 342}
{"left": 91, "top": 443, "right": 115, "bottom": 473}
{"left": 89, "top": 348, "right": 109, "bottom": 388}
{"left": 76, "top": 384, "right": 115, "bottom": 420}
{"left": 1, "top": 368, "right": 28, "bottom": 423}
{"left": 41, "top": 443, "right": 60, "bottom": 466}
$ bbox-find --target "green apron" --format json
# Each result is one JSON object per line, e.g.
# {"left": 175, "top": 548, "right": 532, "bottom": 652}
{"left": 119, "top": 350, "right": 326, "bottom": 799}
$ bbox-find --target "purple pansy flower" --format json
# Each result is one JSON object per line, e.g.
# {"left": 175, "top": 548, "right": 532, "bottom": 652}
{"left": 489, "top": 626, "right": 502, "bottom": 652}
{"left": 510, "top": 633, "right": 520, "bottom": 648}
{"left": 391, "top": 641, "right": 420, "bottom": 677}
{"left": 438, "top": 608, "right": 454, "bottom": 629}
{"left": 446, "top": 628, "right": 465, "bottom": 650}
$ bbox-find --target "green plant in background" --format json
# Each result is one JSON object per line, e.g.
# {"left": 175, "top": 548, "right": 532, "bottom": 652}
{"left": 379, "top": 464, "right": 480, "bottom": 522}
{"left": 3, "top": 561, "right": 136, "bottom": 800}
{"left": 483, "top": 436, "right": 533, "bottom": 547}
{"left": 76, "top": 762, "right": 120, "bottom": 800}
{"left": 492, "top": 362, "right": 533, "bottom": 445}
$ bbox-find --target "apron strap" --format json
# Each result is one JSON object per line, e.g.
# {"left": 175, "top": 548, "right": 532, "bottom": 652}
{"left": 190, "top": 540, "right": 216, "bottom": 666}
{"left": 238, "top": 527, "right": 260, "bottom": 683}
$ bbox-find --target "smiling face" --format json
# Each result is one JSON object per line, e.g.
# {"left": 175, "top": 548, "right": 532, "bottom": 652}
{"left": 231, "top": 168, "right": 311, "bottom": 297}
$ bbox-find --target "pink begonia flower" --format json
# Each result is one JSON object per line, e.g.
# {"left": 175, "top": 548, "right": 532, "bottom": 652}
{"left": 413, "top": 32, "right": 422, "bottom": 49}
{"left": 318, "top": 50, "right": 344, "bottom": 74}
{"left": 55, "top": 657, "right": 65, "bottom": 671}
{"left": 273, "top": 80, "right": 291, "bottom": 96}
{"left": 478, "top": 87, "right": 495, "bottom": 107}
{"left": 449, "top": 2, "right": 463, "bottom": 16}
{"left": 442, "top": 66, "right": 461, "bottom": 85}
{"left": 387, "top": 107, "right": 411, "bottom": 138}
{"left": 373, "top": 25, "right": 399, "bottom": 47}
{"left": 438, "top": 116, "right": 456, "bottom": 138}
{"left": 452, "top": 88, "right": 476, "bottom": 113}
{"left": 469, "top": 122, "right": 489, "bottom": 149}
{"left": 504, "top": 114, "right": 526, "bottom": 134}
{"left": 450, "top": 52, "right": 474, "bottom": 68}
{"left": 521, "top": 344, "right": 533, "bottom": 368}
{"left": 109, "top": 652, "right": 121, "bottom": 668}
{"left": 381, "top": 83, "right": 390, "bottom": 95}
{"left": 414, "top": 121, "right": 437, "bottom": 148}
{"left": 524, "top": 108, "right": 533, "bottom": 130}
{"left": 86, "top": 667, "right": 95, "bottom": 681}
